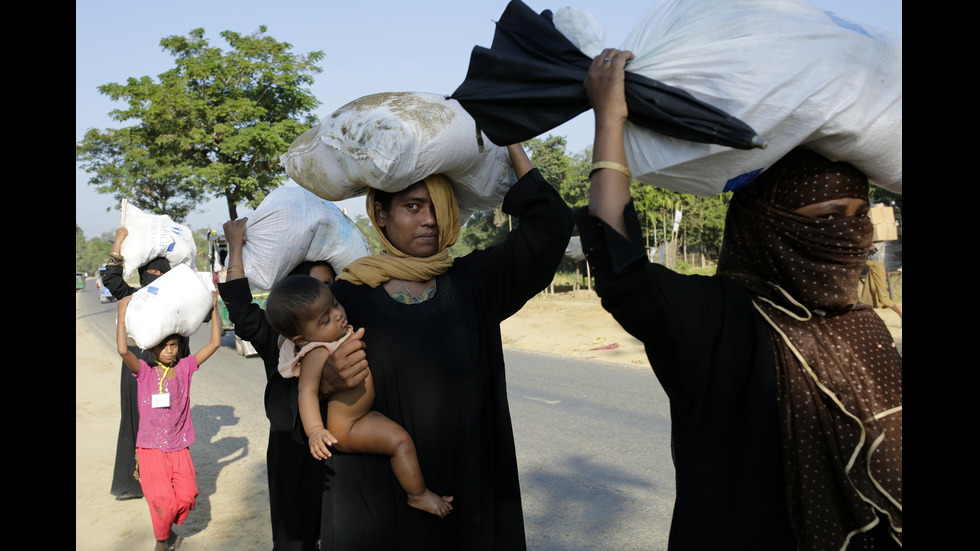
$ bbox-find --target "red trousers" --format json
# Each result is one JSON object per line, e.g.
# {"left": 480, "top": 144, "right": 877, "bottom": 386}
{"left": 136, "top": 447, "right": 198, "bottom": 541}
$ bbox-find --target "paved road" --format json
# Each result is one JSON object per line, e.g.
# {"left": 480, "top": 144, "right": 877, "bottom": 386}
{"left": 78, "top": 279, "right": 675, "bottom": 550}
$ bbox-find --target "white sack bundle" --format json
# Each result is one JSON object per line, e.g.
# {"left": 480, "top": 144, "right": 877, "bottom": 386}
{"left": 237, "top": 186, "right": 372, "bottom": 293}
{"left": 280, "top": 92, "right": 517, "bottom": 221}
{"left": 554, "top": 0, "right": 902, "bottom": 194}
{"left": 125, "top": 264, "right": 213, "bottom": 350}
{"left": 118, "top": 199, "right": 198, "bottom": 278}
{"left": 564, "top": 236, "right": 585, "bottom": 262}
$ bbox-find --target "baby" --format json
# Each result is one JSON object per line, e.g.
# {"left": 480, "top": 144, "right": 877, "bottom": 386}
{"left": 266, "top": 275, "right": 453, "bottom": 517}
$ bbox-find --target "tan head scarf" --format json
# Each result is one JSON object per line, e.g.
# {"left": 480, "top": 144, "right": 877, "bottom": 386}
{"left": 337, "top": 174, "right": 461, "bottom": 287}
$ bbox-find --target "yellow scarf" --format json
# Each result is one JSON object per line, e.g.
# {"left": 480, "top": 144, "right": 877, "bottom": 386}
{"left": 338, "top": 174, "right": 461, "bottom": 287}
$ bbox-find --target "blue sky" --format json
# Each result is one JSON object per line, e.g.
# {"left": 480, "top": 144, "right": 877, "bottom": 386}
{"left": 76, "top": 0, "right": 901, "bottom": 239}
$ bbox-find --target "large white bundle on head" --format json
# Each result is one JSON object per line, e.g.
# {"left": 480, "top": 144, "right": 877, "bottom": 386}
{"left": 554, "top": 0, "right": 902, "bottom": 194}
{"left": 237, "top": 186, "right": 372, "bottom": 293}
{"left": 118, "top": 200, "right": 198, "bottom": 278}
{"left": 124, "top": 264, "right": 213, "bottom": 350}
{"left": 280, "top": 91, "right": 517, "bottom": 222}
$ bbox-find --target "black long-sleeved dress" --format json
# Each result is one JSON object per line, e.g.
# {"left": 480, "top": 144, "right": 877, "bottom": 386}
{"left": 218, "top": 277, "right": 325, "bottom": 551}
{"left": 103, "top": 262, "right": 147, "bottom": 499}
{"left": 574, "top": 203, "right": 797, "bottom": 550}
{"left": 321, "top": 169, "right": 573, "bottom": 550}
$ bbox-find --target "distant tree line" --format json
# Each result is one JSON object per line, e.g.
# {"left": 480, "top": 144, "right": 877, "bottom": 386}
{"left": 444, "top": 136, "right": 732, "bottom": 270}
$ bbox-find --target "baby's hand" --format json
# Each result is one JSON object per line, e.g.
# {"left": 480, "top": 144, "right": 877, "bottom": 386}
{"left": 309, "top": 427, "right": 338, "bottom": 460}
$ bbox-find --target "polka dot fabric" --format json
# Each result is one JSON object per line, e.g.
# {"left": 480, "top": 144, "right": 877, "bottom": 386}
{"left": 762, "top": 306, "right": 902, "bottom": 550}
{"left": 718, "top": 148, "right": 873, "bottom": 316}
{"left": 717, "top": 149, "right": 902, "bottom": 549}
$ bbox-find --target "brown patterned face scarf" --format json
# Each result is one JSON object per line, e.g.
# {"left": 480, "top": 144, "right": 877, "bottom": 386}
{"left": 717, "top": 148, "right": 902, "bottom": 550}
{"left": 718, "top": 148, "right": 872, "bottom": 316}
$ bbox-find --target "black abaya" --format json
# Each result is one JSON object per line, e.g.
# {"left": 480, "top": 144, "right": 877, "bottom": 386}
{"left": 322, "top": 169, "right": 573, "bottom": 550}
{"left": 218, "top": 277, "right": 324, "bottom": 551}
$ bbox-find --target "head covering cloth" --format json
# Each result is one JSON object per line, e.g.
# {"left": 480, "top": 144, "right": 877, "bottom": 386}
{"left": 717, "top": 148, "right": 902, "bottom": 549}
{"left": 138, "top": 256, "right": 171, "bottom": 287}
{"left": 337, "top": 174, "right": 461, "bottom": 288}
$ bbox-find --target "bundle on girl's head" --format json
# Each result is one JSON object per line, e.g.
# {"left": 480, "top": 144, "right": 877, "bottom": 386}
{"left": 124, "top": 264, "right": 215, "bottom": 350}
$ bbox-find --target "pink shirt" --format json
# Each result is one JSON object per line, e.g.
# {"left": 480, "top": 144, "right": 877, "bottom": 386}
{"left": 134, "top": 355, "right": 199, "bottom": 452}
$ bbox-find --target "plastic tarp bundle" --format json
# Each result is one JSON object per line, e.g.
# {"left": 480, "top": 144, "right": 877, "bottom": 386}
{"left": 553, "top": 0, "right": 902, "bottom": 194}
{"left": 125, "top": 264, "right": 214, "bottom": 350}
{"left": 280, "top": 92, "right": 517, "bottom": 222}
{"left": 450, "top": 0, "right": 765, "bottom": 152}
{"left": 236, "top": 186, "right": 372, "bottom": 293}
{"left": 118, "top": 200, "right": 198, "bottom": 278}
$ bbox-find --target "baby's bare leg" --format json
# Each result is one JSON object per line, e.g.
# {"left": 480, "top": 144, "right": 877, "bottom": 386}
{"left": 325, "top": 370, "right": 375, "bottom": 453}
{"left": 344, "top": 411, "right": 453, "bottom": 518}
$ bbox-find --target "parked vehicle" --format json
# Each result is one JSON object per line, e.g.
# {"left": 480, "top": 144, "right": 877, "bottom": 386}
{"left": 76, "top": 273, "right": 85, "bottom": 291}
{"left": 97, "top": 266, "right": 116, "bottom": 303}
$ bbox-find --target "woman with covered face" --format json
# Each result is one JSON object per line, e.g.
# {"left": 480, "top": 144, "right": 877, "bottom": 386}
{"left": 576, "top": 49, "right": 901, "bottom": 550}
{"left": 313, "top": 143, "right": 573, "bottom": 550}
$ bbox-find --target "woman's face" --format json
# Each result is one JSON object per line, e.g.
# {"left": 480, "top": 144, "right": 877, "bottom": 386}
{"left": 375, "top": 182, "right": 440, "bottom": 257}
{"left": 308, "top": 264, "right": 335, "bottom": 285}
{"left": 793, "top": 197, "right": 869, "bottom": 220}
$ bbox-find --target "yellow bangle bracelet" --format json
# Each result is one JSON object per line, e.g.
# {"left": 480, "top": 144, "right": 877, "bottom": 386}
{"left": 589, "top": 161, "right": 632, "bottom": 181}
{"left": 227, "top": 266, "right": 245, "bottom": 273}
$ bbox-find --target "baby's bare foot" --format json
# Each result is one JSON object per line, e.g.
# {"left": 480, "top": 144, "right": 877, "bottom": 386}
{"left": 407, "top": 490, "right": 454, "bottom": 518}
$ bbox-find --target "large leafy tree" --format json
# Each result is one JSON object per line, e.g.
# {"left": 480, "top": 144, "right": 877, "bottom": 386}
{"left": 76, "top": 26, "right": 324, "bottom": 221}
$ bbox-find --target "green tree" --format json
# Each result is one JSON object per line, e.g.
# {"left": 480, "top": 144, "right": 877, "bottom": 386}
{"left": 354, "top": 215, "right": 384, "bottom": 255}
{"left": 450, "top": 210, "right": 510, "bottom": 259}
{"left": 193, "top": 228, "right": 213, "bottom": 272}
{"left": 76, "top": 26, "right": 324, "bottom": 222}
{"left": 676, "top": 192, "right": 730, "bottom": 262}
{"left": 76, "top": 126, "right": 206, "bottom": 222}
{"left": 524, "top": 136, "right": 569, "bottom": 193}
{"left": 562, "top": 147, "right": 593, "bottom": 209}
{"left": 76, "top": 225, "right": 114, "bottom": 276}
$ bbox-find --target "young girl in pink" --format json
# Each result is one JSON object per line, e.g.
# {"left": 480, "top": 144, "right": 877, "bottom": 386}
{"left": 116, "top": 292, "right": 222, "bottom": 551}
